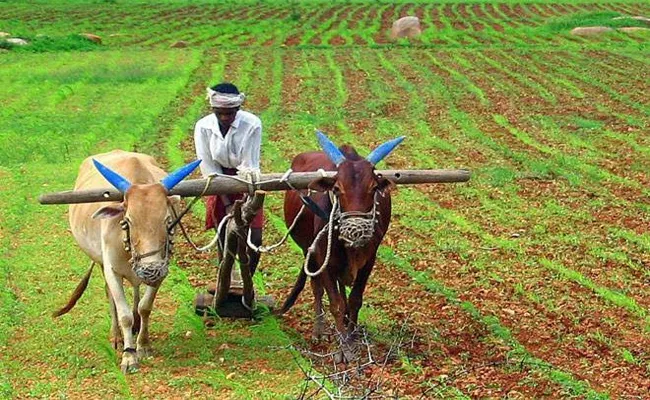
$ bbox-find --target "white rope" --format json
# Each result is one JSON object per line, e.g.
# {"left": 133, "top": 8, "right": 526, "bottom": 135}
{"left": 247, "top": 202, "right": 306, "bottom": 253}
{"left": 246, "top": 168, "right": 308, "bottom": 254}
{"left": 303, "top": 196, "right": 339, "bottom": 277}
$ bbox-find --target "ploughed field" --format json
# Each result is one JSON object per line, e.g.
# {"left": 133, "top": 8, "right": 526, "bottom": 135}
{"left": 1, "top": 1, "right": 649, "bottom": 398}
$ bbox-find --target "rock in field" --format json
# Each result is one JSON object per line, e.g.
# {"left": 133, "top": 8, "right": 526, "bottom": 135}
{"left": 80, "top": 33, "right": 102, "bottom": 44}
{"left": 170, "top": 40, "right": 189, "bottom": 48}
{"left": 570, "top": 26, "right": 614, "bottom": 36}
{"left": 6, "top": 38, "right": 29, "bottom": 46}
{"left": 391, "top": 16, "right": 421, "bottom": 39}
{"left": 612, "top": 16, "right": 650, "bottom": 24}
{"left": 0, "top": 32, "right": 10, "bottom": 38}
{"left": 618, "top": 27, "right": 650, "bottom": 33}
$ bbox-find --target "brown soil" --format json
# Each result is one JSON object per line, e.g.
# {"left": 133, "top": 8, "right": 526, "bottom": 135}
{"left": 375, "top": 5, "right": 396, "bottom": 44}
{"left": 472, "top": 4, "right": 504, "bottom": 32}
{"left": 425, "top": 3, "right": 446, "bottom": 30}
{"left": 329, "top": 35, "right": 346, "bottom": 46}
{"left": 283, "top": 7, "right": 326, "bottom": 46}
{"left": 310, "top": 5, "right": 356, "bottom": 46}
{"left": 458, "top": 3, "right": 485, "bottom": 31}
{"left": 331, "top": 47, "right": 650, "bottom": 397}
{"left": 346, "top": 5, "right": 368, "bottom": 30}
{"left": 446, "top": 4, "right": 471, "bottom": 31}
{"left": 479, "top": 4, "right": 513, "bottom": 29}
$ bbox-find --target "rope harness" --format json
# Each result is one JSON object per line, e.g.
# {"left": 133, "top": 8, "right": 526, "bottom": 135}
{"left": 119, "top": 213, "right": 175, "bottom": 286}
{"left": 303, "top": 190, "right": 382, "bottom": 277}
{"left": 169, "top": 169, "right": 384, "bottom": 283}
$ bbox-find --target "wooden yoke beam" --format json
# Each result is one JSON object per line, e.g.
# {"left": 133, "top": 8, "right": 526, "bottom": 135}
{"left": 38, "top": 169, "right": 471, "bottom": 205}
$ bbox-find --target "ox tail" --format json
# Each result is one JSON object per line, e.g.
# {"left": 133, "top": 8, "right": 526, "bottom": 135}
{"left": 53, "top": 261, "right": 95, "bottom": 318}
{"left": 275, "top": 268, "right": 307, "bottom": 315}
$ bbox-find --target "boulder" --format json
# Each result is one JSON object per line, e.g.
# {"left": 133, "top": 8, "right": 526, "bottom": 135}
{"left": 80, "top": 33, "right": 102, "bottom": 44}
{"left": 570, "top": 26, "right": 614, "bottom": 36}
{"left": 0, "top": 32, "right": 10, "bottom": 38}
{"left": 618, "top": 27, "right": 650, "bottom": 33}
{"left": 6, "top": 38, "right": 29, "bottom": 46}
{"left": 613, "top": 16, "right": 650, "bottom": 24}
{"left": 170, "top": 40, "right": 189, "bottom": 48}
{"left": 391, "top": 16, "right": 421, "bottom": 39}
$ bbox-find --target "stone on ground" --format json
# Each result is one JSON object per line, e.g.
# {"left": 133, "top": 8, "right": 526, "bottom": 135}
{"left": 80, "top": 33, "right": 102, "bottom": 44}
{"left": 570, "top": 26, "right": 614, "bottom": 36}
{"left": 6, "top": 38, "right": 29, "bottom": 45}
{"left": 391, "top": 16, "right": 421, "bottom": 39}
{"left": 170, "top": 40, "right": 189, "bottom": 48}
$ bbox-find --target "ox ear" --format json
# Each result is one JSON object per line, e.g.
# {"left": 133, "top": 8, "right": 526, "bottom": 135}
{"left": 308, "top": 177, "right": 336, "bottom": 193}
{"left": 92, "top": 204, "right": 125, "bottom": 220}
{"left": 377, "top": 177, "right": 396, "bottom": 195}
{"left": 167, "top": 195, "right": 181, "bottom": 213}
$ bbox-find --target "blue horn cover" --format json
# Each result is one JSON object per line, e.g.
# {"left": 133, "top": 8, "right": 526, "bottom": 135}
{"left": 92, "top": 159, "right": 132, "bottom": 193}
{"left": 366, "top": 136, "right": 406, "bottom": 166}
{"left": 316, "top": 130, "right": 346, "bottom": 166}
{"left": 160, "top": 159, "right": 202, "bottom": 191}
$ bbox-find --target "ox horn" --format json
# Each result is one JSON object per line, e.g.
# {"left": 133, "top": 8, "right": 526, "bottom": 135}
{"left": 160, "top": 159, "right": 202, "bottom": 191}
{"left": 316, "top": 130, "right": 346, "bottom": 166}
{"left": 93, "top": 159, "right": 131, "bottom": 193}
{"left": 366, "top": 136, "right": 406, "bottom": 166}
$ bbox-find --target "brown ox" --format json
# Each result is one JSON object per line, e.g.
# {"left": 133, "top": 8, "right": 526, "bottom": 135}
{"left": 54, "top": 150, "right": 200, "bottom": 373}
{"left": 278, "top": 132, "right": 403, "bottom": 362}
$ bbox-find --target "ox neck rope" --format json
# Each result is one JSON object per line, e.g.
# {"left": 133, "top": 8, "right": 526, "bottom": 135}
{"left": 303, "top": 189, "right": 383, "bottom": 278}
{"left": 119, "top": 213, "right": 174, "bottom": 285}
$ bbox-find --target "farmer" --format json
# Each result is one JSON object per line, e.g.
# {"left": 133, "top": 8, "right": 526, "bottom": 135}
{"left": 194, "top": 82, "right": 264, "bottom": 277}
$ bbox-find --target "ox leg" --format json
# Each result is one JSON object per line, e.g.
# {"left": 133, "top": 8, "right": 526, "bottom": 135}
{"left": 103, "top": 264, "right": 138, "bottom": 373}
{"left": 310, "top": 278, "right": 325, "bottom": 342}
{"left": 347, "top": 260, "right": 375, "bottom": 343}
{"left": 321, "top": 274, "right": 353, "bottom": 363}
{"left": 132, "top": 285, "right": 141, "bottom": 335}
{"left": 136, "top": 284, "right": 160, "bottom": 359}
{"left": 338, "top": 279, "right": 349, "bottom": 324}
{"left": 105, "top": 283, "right": 121, "bottom": 350}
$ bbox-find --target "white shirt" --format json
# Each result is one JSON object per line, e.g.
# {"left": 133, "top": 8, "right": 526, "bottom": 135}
{"left": 194, "top": 110, "right": 262, "bottom": 177}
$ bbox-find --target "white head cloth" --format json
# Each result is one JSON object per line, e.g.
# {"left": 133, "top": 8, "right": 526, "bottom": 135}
{"left": 206, "top": 87, "right": 245, "bottom": 108}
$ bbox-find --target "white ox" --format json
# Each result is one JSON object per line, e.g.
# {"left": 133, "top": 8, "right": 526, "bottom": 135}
{"left": 54, "top": 150, "right": 200, "bottom": 373}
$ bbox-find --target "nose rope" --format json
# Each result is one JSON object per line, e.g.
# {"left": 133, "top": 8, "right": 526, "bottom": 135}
{"left": 120, "top": 209, "right": 175, "bottom": 286}
{"left": 303, "top": 190, "right": 382, "bottom": 277}
{"left": 337, "top": 191, "right": 380, "bottom": 248}
{"left": 303, "top": 196, "right": 339, "bottom": 277}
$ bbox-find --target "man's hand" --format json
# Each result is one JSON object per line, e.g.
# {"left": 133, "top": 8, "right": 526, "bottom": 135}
{"left": 237, "top": 167, "right": 261, "bottom": 183}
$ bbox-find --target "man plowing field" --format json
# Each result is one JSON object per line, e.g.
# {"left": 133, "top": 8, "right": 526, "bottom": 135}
{"left": 41, "top": 134, "right": 469, "bottom": 371}
{"left": 193, "top": 82, "right": 264, "bottom": 291}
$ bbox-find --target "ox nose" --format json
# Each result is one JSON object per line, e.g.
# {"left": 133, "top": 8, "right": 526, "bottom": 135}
{"left": 133, "top": 261, "right": 169, "bottom": 286}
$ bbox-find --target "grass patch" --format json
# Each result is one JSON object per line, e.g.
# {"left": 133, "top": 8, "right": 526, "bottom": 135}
{"left": 544, "top": 11, "right": 650, "bottom": 32}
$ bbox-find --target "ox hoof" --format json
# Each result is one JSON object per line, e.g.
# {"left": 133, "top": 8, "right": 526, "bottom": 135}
{"left": 121, "top": 353, "right": 139, "bottom": 374}
{"left": 334, "top": 344, "right": 359, "bottom": 364}
{"left": 311, "top": 324, "right": 326, "bottom": 343}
